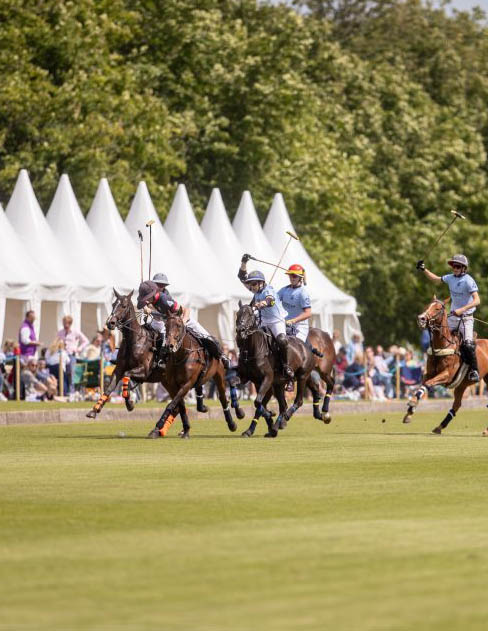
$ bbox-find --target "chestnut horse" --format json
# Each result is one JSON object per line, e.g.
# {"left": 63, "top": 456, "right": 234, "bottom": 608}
{"left": 86, "top": 290, "right": 208, "bottom": 420}
{"left": 236, "top": 303, "right": 316, "bottom": 438}
{"left": 402, "top": 296, "right": 488, "bottom": 434}
{"left": 146, "top": 308, "right": 241, "bottom": 439}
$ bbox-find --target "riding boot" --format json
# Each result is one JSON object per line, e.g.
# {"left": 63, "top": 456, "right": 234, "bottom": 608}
{"left": 276, "top": 333, "right": 294, "bottom": 380}
{"left": 462, "top": 341, "right": 480, "bottom": 382}
{"left": 155, "top": 338, "right": 167, "bottom": 368}
{"left": 202, "top": 336, "right": 230, "bottom": 369}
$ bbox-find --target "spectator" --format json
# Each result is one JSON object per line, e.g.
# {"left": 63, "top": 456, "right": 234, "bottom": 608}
{"left": 18, "top": 310, "right": 42, "bottom": 360}
{"left": 373, "top": 345, "right": 394, "bottom": 399}
{"left": 21, "top": 358, "right": 49, "bottom": 401}
{"left": 420, "top": 329, "right": 430, "bottom": 354}
{"left": 83, "top": 333, "right": 103, "bottom": 360}
{"left": 35, "top": 359, "right": 58, "bottom": 398}
{"left": 332, "top": 329, "right": 342, "bottom": 354}
{"left": 3, "top": 339, "right": 17, "bottom": 358}
{"left": 57, "top": 316, "right": 89, "bottom": 393}
{"left": 343, "top": 352, "right": 366, "bottom": 391}
{"left": 346, "top": 333, "right": 364, "bottom": 365}
{"left": 45, "top": 337, "right": 70, "bottom": 395}
{"left": 100, "top": 328, "right": 116, "bottom": 359}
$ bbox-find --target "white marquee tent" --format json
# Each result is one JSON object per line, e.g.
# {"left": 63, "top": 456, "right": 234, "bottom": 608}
{"left": 0, "top": 170, "right": 361, "bottom": 350}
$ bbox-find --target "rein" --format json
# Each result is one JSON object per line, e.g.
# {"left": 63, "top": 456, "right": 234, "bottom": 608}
{"left": 423, "top": 300, "right": 459, "bottom": 356}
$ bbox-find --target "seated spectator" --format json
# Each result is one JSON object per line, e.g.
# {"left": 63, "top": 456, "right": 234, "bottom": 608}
{"left": 343, "top": 352, "right": 365, "bottom": 391}
{"left": 346, "top": 333, "right": 363, "bottom": 365}
{"left": 365, "top": 346, "right": 387, "bottom": 400}
{"left": 373, "top": 345, "right": 394, "bottom": 399}
{"left": 3, "top": 339, "right": 18, "bottom": 358}
{"left": 335, "top": 347, "right": 348, "bottom": 374}
{"left": 45, "top": 337, "right": 70, "bottom": 395}
{"left": 100, "top": 328, "right": 116, "bottom": 359}
{"left": 83, "top": 333, "right": 103, "bottom": 360}
{"left": 36, "top": 359, "right": 58, "bottom": 397}
{"left": 21, "top": 359, "right": 49, "bottom": 401}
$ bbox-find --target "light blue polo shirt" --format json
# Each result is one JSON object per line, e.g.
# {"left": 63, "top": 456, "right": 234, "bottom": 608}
{"left": 254, "top": 284, "right": 286, "bottom": 325}
{"left": 278, "top": 285, "right": 312, "bottom": 338}
{"left": 441, "top": 273, "right": 478, "bottom": 314}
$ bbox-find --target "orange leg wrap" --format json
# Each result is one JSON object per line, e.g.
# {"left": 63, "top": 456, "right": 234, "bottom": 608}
{"left": 94, "top": 393, "right": 110, "bottom": 413}
{"left": 159, "top": 415, "right": 176, "bottom": 437}
{"left": 122, "top": 376, "right": 130, "bottom": 399}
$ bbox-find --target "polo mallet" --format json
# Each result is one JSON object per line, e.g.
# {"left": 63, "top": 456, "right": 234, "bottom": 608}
{"left": 269, "top": 230, "right": 299, "bottom": 284}
{"left": 137, "top": 230, "right": 144, "bottom": 282}
{"left": 246, "top": 255, "right": 288, "bottom": 272}
{"left": 146, "top": 219, "right": 155, "bottom": 279}
{"left": 422, "top": 210, "right": 466, "bottom": 261}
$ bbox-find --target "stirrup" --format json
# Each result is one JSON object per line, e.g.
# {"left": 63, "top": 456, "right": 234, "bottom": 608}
{"left": 221, "top": 355, "right": 230, "bottom": 369}
{"left": 283, "top": 365, "right": 294, "bottom": 380}
{"left": 468, "top": 370, "right": 480, "bottom": 382}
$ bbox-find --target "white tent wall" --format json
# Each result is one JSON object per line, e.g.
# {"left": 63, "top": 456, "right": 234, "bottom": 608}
{"left": 0, "top": 295, "right": 6, "bottom": 343}
{"left": 81, "top": 303, "right": 101, "bottom": 341}
{"left": 40, "top": 301, "right": 60, "bottom": 345}
{"left": 2, "top": 299, "right": 24, "bottom": 343}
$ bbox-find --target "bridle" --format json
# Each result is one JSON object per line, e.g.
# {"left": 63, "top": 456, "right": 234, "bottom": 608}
{"left": 106, "top": 298, "right": 142, "bottom": 331}
{"left": 165, "top": 315, "right": 187, "bottom": 353}
{"left": 236, "top": 306, "right": 260, "bottom": 340}
{"left": 418, "top": 299, "right": 456, "bottom": 348}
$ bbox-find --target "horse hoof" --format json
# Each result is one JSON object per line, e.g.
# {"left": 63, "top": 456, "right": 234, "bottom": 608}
{"left": 482, "top": 429, "right": 488, "bottom": 437}
{"left": 241, "top": 430, "right": 253, "bottom": 437}
{"left": 432, "top": 426, "right": 442, "bottom": 435}
{"left": 227, "top": 421, "right": 237, "bottom": 433}
{"left": 279, "top": 418, "right": 287, "bottom": 430}
{"left": 235, "top": 407, "right": 246, "bottom": 420}
{"left": 179, "top": 432, "right": 190, "bottom": 439}
{"left": 146, "top": 429, "right": 161, "bottom": 439}
{"left": 197, "top": 404, "right": 208, "bottom": 414}
{"left": 313, "top": 412, "right": 322, "bottom": 421}
{"left": 402, "top": 415, "right": 412, "bottom": 424}
{"left": 322, "top": 412, "right": 331, "bottom": 424}
{"left": 125, "top": 401, "right": 135, "bottom": 412}
{"left": 264, "top": 431, "right": 278, "bottom": 438}
{"left": 86, "top": 410, "right": 96, "bottom": 419}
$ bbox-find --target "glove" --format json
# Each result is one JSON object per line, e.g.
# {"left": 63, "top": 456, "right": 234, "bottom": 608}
{"left": 143, "top": 304, "right": 152, "bottom": 314}
{"left": 241, "top": 253, "right": 252, "bottom": 263}
{"left": 416, "top": 260, "right": 425, "bottom": 271}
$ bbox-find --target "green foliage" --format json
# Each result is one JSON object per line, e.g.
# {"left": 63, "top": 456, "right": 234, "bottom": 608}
{"left": 1, "top": 0, "right": 488, "bottom": 343}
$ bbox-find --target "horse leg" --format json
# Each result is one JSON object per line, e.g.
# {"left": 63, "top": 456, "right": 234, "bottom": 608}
{"left": 277, "top": 374, "right": 307, "bottom": 431}
{"left": 432, "top": 383, "right": 466, "bottom": 435}
{"left": 402, "top": 370, "right": 450, "bottom": 424}
{"left": 242, "top": 389, "right": 272, "bottom": 437}
{"left": 321, "top": 372, "right": 335, "bottom": 424}
{"left": 86, "top": 368, "right": 121, "bottom": 419}
{"left": 214, "top": 368, "right": 237, "bottom": 433}
{"left": 178, "top": 401, "right": 191, "bottom": 439}
{"left": 147, "top": 378, "right": 193, "bottom": 439}
{"left": 230, "top": 383, "right": 245, "bottom": 420}
{"left": 308, "top": 372, "right": 323, "bottom": 421}
{"left": 194, "top": 384, "right": 208, "bottom": 413}
{"left": 270, "top": 386, "right": 289, "bottom": 435}
{"left": 122, "top": 376, "right": 136, "bottom": 412}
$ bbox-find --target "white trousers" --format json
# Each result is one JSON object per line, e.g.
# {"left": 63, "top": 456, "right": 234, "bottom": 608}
{"left": 262, "top": 320, "right": 286, "bottom": 338}
{"left": 186, "top": 319, "right": 211, "bottom": 338}
{"left": 447, "top": 315, "right": 474, "bottom": 343}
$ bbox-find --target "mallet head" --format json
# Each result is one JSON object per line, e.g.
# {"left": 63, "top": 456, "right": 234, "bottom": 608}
{"left": 146, "top": 219, "right": 155, "bottom": 227}
{"left": 286, "top": 230, "right": 299, "bottom": 241}
{"left": 137, "top": 230, "right": 143, "bottom": 241}
{"left": 450, "top": 210, "right": 466, "bottom": 220}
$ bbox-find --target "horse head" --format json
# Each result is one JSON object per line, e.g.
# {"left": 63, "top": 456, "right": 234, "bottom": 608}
{"left": 236, "top": 300, "right": 259, "bottom": 340}
{"left": 417, "top": 295, "right": 449, "bottom": 331}
{"left": 165, "top": 306, "right": 186, "bottom": 353}
{"left": 106, "top": 289, "right": 134, "bottom": 330}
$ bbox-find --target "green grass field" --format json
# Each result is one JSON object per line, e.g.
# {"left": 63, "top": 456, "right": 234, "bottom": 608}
{"left": 2, "top": 409, "right": 488, "bottom": 631}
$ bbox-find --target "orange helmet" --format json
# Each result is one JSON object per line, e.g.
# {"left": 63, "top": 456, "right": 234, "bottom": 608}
{"left": 285, "top": 264, "right": 305, "bottom": 277}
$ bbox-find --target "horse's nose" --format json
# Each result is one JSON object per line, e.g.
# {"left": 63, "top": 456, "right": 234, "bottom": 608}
{"left": 106, "top": 318, "right": 116, "bottom": 330}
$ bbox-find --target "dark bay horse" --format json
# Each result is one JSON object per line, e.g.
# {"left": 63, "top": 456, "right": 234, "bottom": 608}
{"left": 402, "top": 296, "right": 488, "bottom": 434}
{"left": 146, "top": 308, "right": 240, "bottom": 439}
{"left": 236, "top": 303, "right": 316, "bottom": 438}
{"left": 86, "top": 289, "right": 166, "bottom": 419}
{"left": 306, "top": 328, "right": 336, "bottom": 423}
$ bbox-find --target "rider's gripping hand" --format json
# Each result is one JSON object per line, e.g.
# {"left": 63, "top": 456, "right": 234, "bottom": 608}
{"left": 241, "top": 253, "right": 252, "bottom": 264}
{"left": 416, "top": 260, "right": 425, "bottom": 271}
{"left": 143, "top": 304, "right": 152, "bottom": 314}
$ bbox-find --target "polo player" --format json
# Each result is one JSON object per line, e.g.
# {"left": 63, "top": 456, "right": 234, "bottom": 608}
{"left": 416, "top": 253, "right": 480, "bottom": 381}
{"left": 277, "top": 264, "right": 312, "bottom": 342}
{"left": 238, "top": 254, "right": 294, "bottom": 380}
{"left": 137, "top": 275, "right": 229, "bottom": 368}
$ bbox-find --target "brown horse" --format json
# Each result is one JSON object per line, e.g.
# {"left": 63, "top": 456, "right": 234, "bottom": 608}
{"left": 146, "top": 308, "right": 240, "bottom": 439}
{"left": 86, "top": 290, "right": 167, "bottom": 419}
{"left": 306, "top": 328, "right": 336, "bottom": 423}
{"left": 402, "top": 296, "right": 488, "bottom": 434}
{"left": 236, "top": 303, "right": 316, "bottom": 438}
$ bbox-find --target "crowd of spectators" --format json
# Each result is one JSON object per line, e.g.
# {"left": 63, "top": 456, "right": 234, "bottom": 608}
{"left": 0, "top": 310, "right": 117, "bottom": 402}
{"left": 0, "top": 312, "right": 452, "bottom": 404}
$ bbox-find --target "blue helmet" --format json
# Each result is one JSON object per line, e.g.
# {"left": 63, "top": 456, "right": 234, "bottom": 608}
{"left": 246, "top": 270, "right": 265, "bottom": 283}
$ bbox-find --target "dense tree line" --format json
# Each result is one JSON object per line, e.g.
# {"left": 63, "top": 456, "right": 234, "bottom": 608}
{"left": 0, "top": 0, "right": 487, "bottom": 343}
